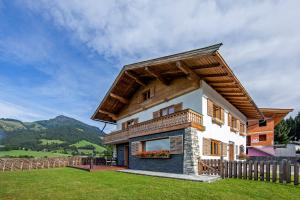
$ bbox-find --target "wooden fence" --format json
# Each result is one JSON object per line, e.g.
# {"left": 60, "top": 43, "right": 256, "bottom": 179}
{"left": 199, "top": 159, "right": 299, "bottom": 185}
{"left": 0, "top": 157, "right": 82, "bottom": 172}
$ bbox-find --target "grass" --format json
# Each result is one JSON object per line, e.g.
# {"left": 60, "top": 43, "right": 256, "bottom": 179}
{"left": 39, "top": 139, "right": 65, "bottom": 145}
{"left": 0, "top": 168, "right": 299, "bottom": 200}
{"left": 70, "top": 140, "right": 106, "bottom": 153}
{"left": 0, "top": 150, "right": 70, "bottom": 158}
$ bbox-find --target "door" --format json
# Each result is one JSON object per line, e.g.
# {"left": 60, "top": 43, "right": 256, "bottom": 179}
{"left": 229, "top": 143, "right": 234, "bottom": 161}
{"left": 124, "top": 145, "right": 129, "bottom": 167}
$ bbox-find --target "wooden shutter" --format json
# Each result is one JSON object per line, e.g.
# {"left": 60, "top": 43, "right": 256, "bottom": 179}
{"left": 220, "top": 108, "right": 224, "bottom": 123}
{"left": 207, "top": 99, "right": 213, "bottom": 117}
{"left": 131, "top": 141, "right": 142, "bottom": 155}
{"left": 150, "top": 86, "right": 155, "bottom": 98}
{"left": 237, "top": 120, "right": 240, "bottom": 131}
{"left": 153, "top": 110, "right": 161, "bottom": 118}
{"left": 202, "top": 138, "right": 211, "bottom": 156}
{"left": 122, "top": 122, "right": 127, "bottom": 130}
{"left": 170, "top": 136, "right": 183, "bottom": 154}
{"left": 174, "top": 103, "right": 183, "bottom": 113}
{"left": 228, "top": 113, "right": 232, "bottom": 127}
{"left": 222, "top": 143, "right": 228, "bottom": 156}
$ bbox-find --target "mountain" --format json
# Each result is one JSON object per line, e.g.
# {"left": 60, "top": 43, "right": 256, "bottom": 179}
{"left": 0, "top": 115, "right": 106, "bottom": 155}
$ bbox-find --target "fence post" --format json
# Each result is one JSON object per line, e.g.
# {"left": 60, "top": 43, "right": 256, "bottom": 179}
{"left": 266, "top": 161, "right": 270, "bottom": 182}
{"left": 280, "top": 159, "right": 286, "bottom": 183}
{"left": 272, "top": 161, "right": 277, "bottom": 183}
{"left": 286, "top": 160, "right": 291, "bottom": 184}
{"left": 260, "top": 161, "right": 265, "bottom": 181}
{"left": 224, "top": 161, "right": 228, "bottom": 178}
{"left": 294, "top": 162, "right": 299, "bottom": 185}
{"left": 254, "top": 161, "right": 258, "bottom": 181}
{"left": 233, "top": 161, "right": 237, "bottom": 178}
{"left": 243, "top": 161, "right": 247, "bottom": 179}
{"left": 229, "top": 161, "right": 233, "bottom": 178}
{"left": 238, "top": 161, "right": 242, "bottom": 179}
{"left": 248, "top": 161, "right": 252, "bottom": 180}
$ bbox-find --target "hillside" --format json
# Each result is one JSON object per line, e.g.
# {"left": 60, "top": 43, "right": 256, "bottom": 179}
{"left": 0, "top": 116, "right": 107, "bottom": 156}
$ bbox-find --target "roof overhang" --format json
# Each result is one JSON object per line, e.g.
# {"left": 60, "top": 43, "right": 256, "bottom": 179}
{"left": 92, "top": 43, "right": 264, "bottom": 122}
{"left": 259, "top": 108, "right": 293, "bottom": 126}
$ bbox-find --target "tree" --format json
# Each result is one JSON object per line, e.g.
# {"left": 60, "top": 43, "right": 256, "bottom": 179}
{"left": 274, "top": 120, "right": 292, "bottom": 144}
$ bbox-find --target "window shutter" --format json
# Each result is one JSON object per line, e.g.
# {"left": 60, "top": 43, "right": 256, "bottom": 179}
{"left": 202, "top": 138, "right": 211, "bottom": 156}
{"left": 207, "top": 99, "right": 213, "bottom": 117}
{"left": 122, "top": 122, "right": 127, "bottom": 130}
{"left": 237, "top": 120, "right": 240, "bottom": 131}
{"left": 170, "top": 136, "right": 183, "bottom": 154}
{"left": 153, "top": 110, "right": 161, "bottom": 119}
{"left": 228, "top": 113, "right": 232, "bottom": 127}
{"left": 220, "top": 108, "right": 224, "bottom": 123}
{"left": 222, "top": 143, "right": 227, "bottom": 156}
{"left": 150, "top": 86, "right": 155, "bottom": 98}
{"left": 174, "top": 103, "right": 183, "bottom": 113}
{"left": 131, "top": 141, "right": 142, "bottom": 155}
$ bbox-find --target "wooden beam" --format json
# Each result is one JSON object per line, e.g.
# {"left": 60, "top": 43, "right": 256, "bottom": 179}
{"left": 200, "top": 73, "right": 228, "bottom": 78}
{"left": 99, "top": 110, "right": 117, "bottom": 120}
{"left": 190, "top": 63, "right": 221, "bottom": 70}
{"left": 219, "top": 92, "right": 244, "bottom": 96}
{"left": 222, "top": 94, "right": 246, "bottom": 98}
{"left": 176, "top": 61, "right": 200, "bottom": 81}
{"left": 110, "top": 93, "right": 129, "bottom": 104}
{"left": 125, "top": 71, "right": 146, "bottom": 87}
{"left": 213, "top": 85, "right": 238, "bottom": 89}
{"left": 207, "top": 80, "right": 234, "bottom": 84}
{"left": 144, "top": 66, "right": 169, "bottom": 85}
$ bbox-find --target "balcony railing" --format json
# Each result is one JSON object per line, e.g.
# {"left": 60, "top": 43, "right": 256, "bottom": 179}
{"left": 103, "top": 109, "right": 204, "bottom": 144}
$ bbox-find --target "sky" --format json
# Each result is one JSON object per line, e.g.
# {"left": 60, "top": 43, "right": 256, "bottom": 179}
{"left": 0, "top": 0, "right": 299, "bottom": 132}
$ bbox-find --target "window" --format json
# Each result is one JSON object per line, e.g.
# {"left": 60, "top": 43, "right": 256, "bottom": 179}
{"left": 240, "top": 123, "right": 246, "bottom": 133}
{"left": 161, "top": 105, "right": 175, "bottom": 116}
{"left": 122, "top": 118, "right": 138, "bottom": 129}
{"left": 144, "top": 138, "right": 170, "bottom": 151}
{"left": 231, "top": 117, "right": 237, "bottom": 129}
{"left": 259, "top": 134, "right": 267, "bottom": 141}
{"left": 213, "top": 104, "right": 222, "bottom": 120}
{"left": 211, "top": 140, "right": 221, "bottom": 156}
{"left": 259, "top": 119, "right": 267, "bottom": 127}
{"left": 142, "top": 89, "right": 151, "bottom": 101}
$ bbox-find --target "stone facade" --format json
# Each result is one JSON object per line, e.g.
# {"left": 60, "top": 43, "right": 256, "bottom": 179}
{"left": 183, "top": 127, "right": 200, "bottom": 175}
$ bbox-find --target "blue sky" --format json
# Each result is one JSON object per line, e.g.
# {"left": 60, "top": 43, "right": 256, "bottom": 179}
{"left": 0, "top": 1, "right": 300, "bottom": 131}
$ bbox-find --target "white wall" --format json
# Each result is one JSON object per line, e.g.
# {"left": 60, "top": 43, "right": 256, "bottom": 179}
{"left": 198, "top": 81, "right": 247, "bottom": 160}
{"left": 115, "top": 88, "right": 203, "bottom": 130}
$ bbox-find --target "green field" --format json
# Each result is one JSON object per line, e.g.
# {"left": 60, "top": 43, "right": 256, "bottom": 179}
{"left": 0, "top": 150, "right": 70, "bottom": 158}
{"left": 0, "top": 168, "right": 299, "bottom": 200}
{"left": 70, "top": 140, "right": 106, "bottom": 153}
{"left": 39, "top": 139, "right": 65, "bottom": 145}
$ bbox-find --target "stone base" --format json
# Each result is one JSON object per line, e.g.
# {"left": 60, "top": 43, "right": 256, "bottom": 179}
{"left": 183, "top": 127, "right": 200, "bottom": 175}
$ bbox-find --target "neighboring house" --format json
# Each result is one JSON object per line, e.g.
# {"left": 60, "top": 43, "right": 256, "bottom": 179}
{"left": 92, "top": 43, "right": 283, "bottom": 175}
{"left": 247, "top": 108, "right": 293, "bottom": 157}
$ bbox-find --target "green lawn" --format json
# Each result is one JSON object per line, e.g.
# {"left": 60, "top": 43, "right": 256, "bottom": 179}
{"left": 70, "top": 140, "right": 106, "bottom": 153}
{"left": 0, "top": 168, "right": 299, "bottom": 200}
{"left": 0, "top": 150, "right": 70, "bottom": 158}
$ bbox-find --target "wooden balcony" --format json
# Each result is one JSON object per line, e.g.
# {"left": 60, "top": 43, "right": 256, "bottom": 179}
{"left": 103, "top": 109, "right": 205, "bottom": 144}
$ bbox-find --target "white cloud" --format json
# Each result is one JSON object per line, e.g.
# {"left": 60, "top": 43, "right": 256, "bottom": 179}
{"left": 23, "top": 0, "right": 300, "bottom": 117}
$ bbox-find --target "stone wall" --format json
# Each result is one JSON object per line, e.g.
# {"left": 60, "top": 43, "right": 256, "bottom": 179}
{"left": 183, "top": 127, "right": 200, "bottom": 175}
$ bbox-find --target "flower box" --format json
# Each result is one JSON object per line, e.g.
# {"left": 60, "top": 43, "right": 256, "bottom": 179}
{"left": 136, "top": 150, "right": 170, "bottom": 159}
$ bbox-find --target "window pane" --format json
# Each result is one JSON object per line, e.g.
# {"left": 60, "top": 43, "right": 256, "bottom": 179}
{"left": 145, "top": 138, "right": 170, "bottom": 151}
{"left": 168, "top": 106, "right": 175, "bottom": 114}
{"left": 161, "top": 108, "right": 168, "bottom": 116}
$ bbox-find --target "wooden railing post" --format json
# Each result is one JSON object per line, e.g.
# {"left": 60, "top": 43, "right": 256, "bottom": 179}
{"left": 260, "top": 161, "right": 264, "bottom": 181}
{"left": 280, "top": 159, "right": 286, "bottom": 183}
{"left": 266, "top": 161, "right": 270, "bottom": 182}
{"left": 294, "top": 162, "right": 299, "bottom": 185}
{"left": 229, "top": 161, "right": 233, "bottom": 178}
{"left": 254, "top": 161, "right": 258, "bottom": 181}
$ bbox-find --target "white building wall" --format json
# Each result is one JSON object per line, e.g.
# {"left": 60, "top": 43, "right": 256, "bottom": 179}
{"left": 198, "top": 81, "right": 247, "bottom": 160}
{"left": 115, "top": 88, "right": 203, "bottom": 131}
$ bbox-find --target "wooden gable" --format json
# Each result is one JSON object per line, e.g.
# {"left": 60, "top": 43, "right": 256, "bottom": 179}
{"left": 92, "top": 43, "right": 264, "bottom": 123}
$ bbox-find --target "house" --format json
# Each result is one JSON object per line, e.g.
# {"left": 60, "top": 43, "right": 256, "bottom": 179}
{"left": 91, "top": 43, "right": 282, "bottom": 175}
{"left": 247, "top": 108, "right": 293, "bottom": 157}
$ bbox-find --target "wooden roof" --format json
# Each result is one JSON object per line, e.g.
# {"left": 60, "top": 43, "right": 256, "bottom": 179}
{"left": 259, "top": 108, "right": 293, "bottom": 126}
{"left": 92, "top": 43, "right": 264, "bottom": 123}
